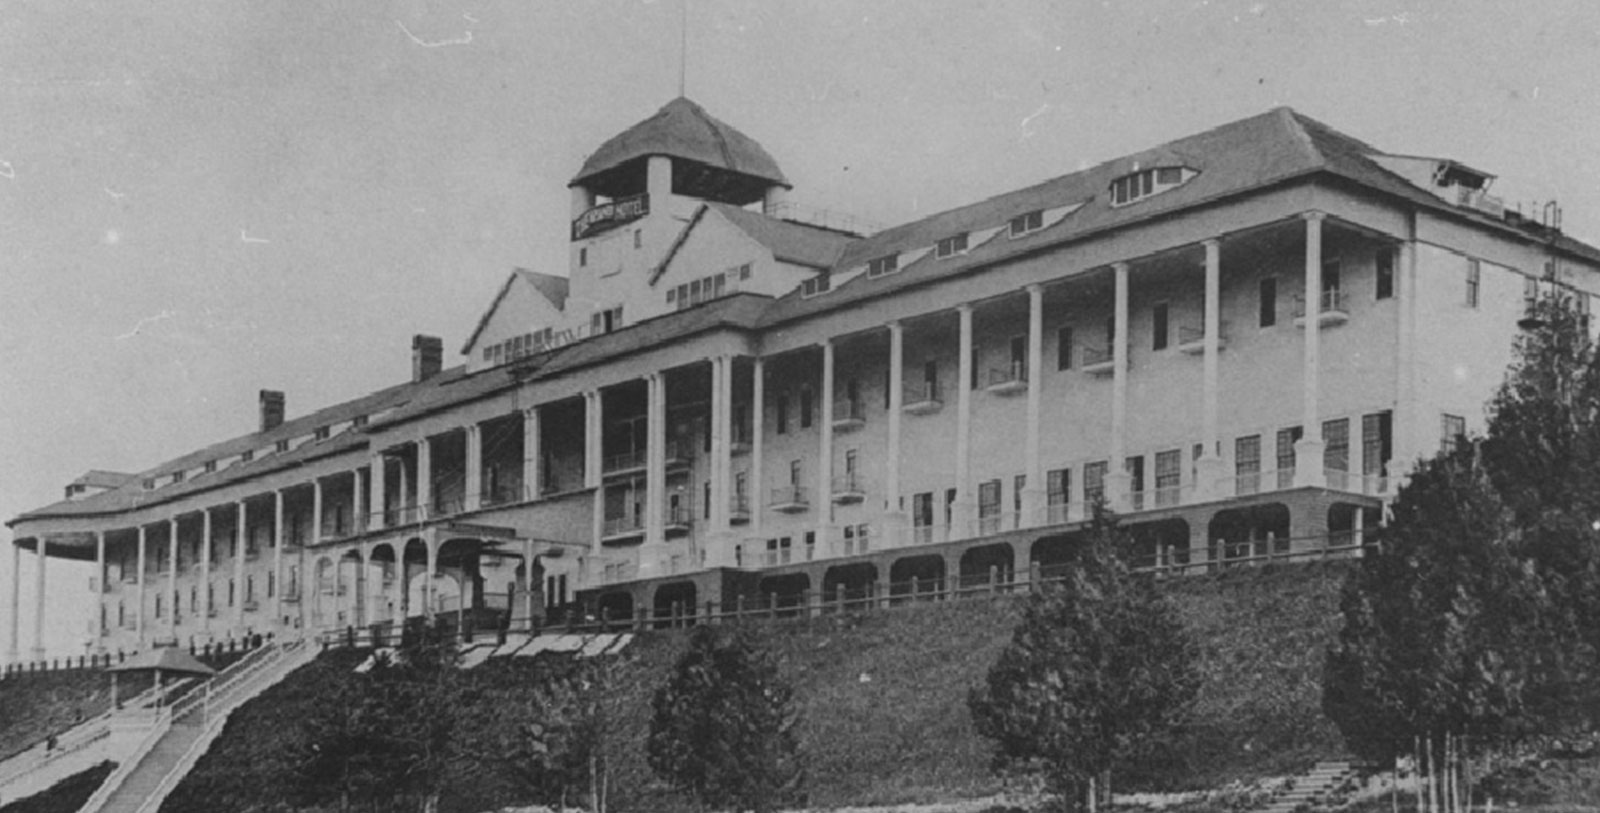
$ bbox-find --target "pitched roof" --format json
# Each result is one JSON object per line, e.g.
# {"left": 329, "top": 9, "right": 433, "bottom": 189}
{"left": 706, "top": 203, "right": 856, "bottom": 268}
{"left": 571, "top": 97, "right": 789, "bottom": 189}
{"left": 460, "top": 269, "right": 571, "bottom": 354}
{"left": 71, "top": 470, "right": 136, "bottom": 489}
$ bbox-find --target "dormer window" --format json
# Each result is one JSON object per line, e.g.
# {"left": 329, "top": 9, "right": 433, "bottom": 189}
{"left": 314, "top": 426, "right": 330, "bottom": 441}
{"left": 204, "top": 461, "right": 217, "bottom": 474}
{"left": 801, "top": 272, "right": 832, "bottom": 298}
{"left": 1109, "top": 166, "right": 1195, "bottom": 206}
{"left": 240, "top": 450, "right": 254, "bottom": 463}
{"left": 1009, "top": 210, "right": 1044, "bottom": 237}
{"left": 935, "top": 233, "right": 969, "bottom": 259}
{"left": 867, "top": 255, "right": 899, "bottom": 278}
{"left": 142, "top": 478, "right": 156, "bottom": 490}
{"left": 275, "top": 439, "right": 290, "bottom": 453}
{"left": 353, "top": 415, "right": 368, "bottom": 428}
{"left": 171, "top": 470, "right": 185, "bottom": 484}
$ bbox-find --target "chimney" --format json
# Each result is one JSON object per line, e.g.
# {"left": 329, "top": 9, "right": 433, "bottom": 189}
{"left": 412, "top": 334, "right": 443, "bottom": 382}
{"left": 259, "top": 390, "right": 285, "bottom": 432}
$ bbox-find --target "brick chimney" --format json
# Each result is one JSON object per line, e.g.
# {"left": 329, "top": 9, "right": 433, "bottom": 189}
{"left": 259, "top": 390, "right": 285, "bottom": 432}
{"left": 412, "top": 335, "right": 443, "bottom": 382}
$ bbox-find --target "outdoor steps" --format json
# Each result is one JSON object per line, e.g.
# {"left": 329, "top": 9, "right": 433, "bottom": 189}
{"left": 0, "top": 685, "right": 169, "bottom": 805}
{"left": 1259, "top": 761, "right": 1357, "bottom": 813}
{"left": 93, "top": 720, "right": 205, "bottom": 813}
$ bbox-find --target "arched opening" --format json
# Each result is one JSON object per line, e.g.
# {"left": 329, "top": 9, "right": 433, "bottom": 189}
{"left": 889, "top": 554, "right": 947, "bottom": 602}
{"left": 367, "top": 543, "right": 398, "bottom": 631}
{"left": 652, "top": 581, "right": 698, "bottom": 628}
{"left": 1031, "top": 532, "right": 1089, "bottom": 583}
{"left": 435, "top": 537, "right": 487, "bottom": 640}
{"left": 312, "top": 557, "right": 336, "bottom": 630}
{"left": 958, "top": 543, "right": 1015, "bottom": 591}
{"left": 337, "top": 550, "right": 364, "bottom": 630}
{"left": 757, "top": 573, "right": 810, "bottom": 617}
{"left": 596, "top": 592, "right": 634, "bottom": 629}
{"left": 401, "top": 538, "right": 429, "bottom": 620}
{"left": 822, "top": 563, "right": 877, "bottom": 611}
{"left": 1328, "top": 502, "right": 1381, "bottom": 551}
{"left": 1127, "top": 518, "right": 1191, "bottom": 572}
{"left": 1207, "top": 503, "right": 1290, "bottom": 567}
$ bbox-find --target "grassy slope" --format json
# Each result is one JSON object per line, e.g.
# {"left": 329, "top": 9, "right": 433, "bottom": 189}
{"left": 0, "top": 671, "right": 112, "bottom": 763}
{"left": 0, "top": 761, "right": 117, "bottom": 813}
{"left": 169, "top": 561, "right": 1354, "bottom": 812}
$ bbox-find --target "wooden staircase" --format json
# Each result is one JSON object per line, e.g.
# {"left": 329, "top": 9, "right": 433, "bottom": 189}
{"left": 1260, "top": 761, "right": 1358, "bottom": 813}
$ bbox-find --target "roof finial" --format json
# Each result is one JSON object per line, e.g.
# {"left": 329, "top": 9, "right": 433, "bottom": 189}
{"left": 678, "top": 0, "right": 688, "bottom": 97}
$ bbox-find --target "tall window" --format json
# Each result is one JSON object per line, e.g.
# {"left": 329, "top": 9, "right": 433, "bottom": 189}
{"left": 1276, "top": 426, "right": 1303, "bottom": 488}
{"left": 1466, "top": 260, "right": 1481, "bottom": 308}
{"left": 1013, "top": 474, "right": 1026, "bottom": 523}
{"left": 1047, "top": 468, "right": 1071, "bottom": 512}
{"left": 935, "top": 232, "right": 969, "bottom": 258}
{"left": 1376, "top": 250, "right": 1394, "bottom": 300}
{"left": 1235, "top": 435, "right": 1262, "bottom": 495}
{"left": 1154, "top": 449, "right": 1181, "bottom": 506}
{"left": 1153, "top": 303, "right": 1170, "bottom": 350}
{"left": 978, "top": 480, "right": 1002, "bottom": 533}
{"left": 1057, "top": 326, "right": 1074, "bottom": 371}
{"left": 923, "top": 360, "right": 939, "bottom": 399}
{"left": 1084, "top": 462, "right": 1108, "bottom": 505}
{"left": 1259, "top": 277, "right": 1278, "bottom": 327}
{"left": 1441, "top": 414, "right": 1466, "bottom": 454}
{"left": 1362, "top": 411, "right": 1392, "bottom": 479}
{"left": 1125, "top": 456, "right": 1145, "bottom": 506}
{"left": 789, "top": 460, "right": 802, "bottom": 486}
{"left": 1009, "top": 335, "right": 1026, "bottom": 378}
{"left": 777, "top": 393, "right": 789, "bottom": 434}
{"left": 912, "top": 492, "right": 934, "bottom": 528}
{"left": 799, "top": 386, "right": 814, "bottom": 428}
{"left": 1323, "top": 418, "right": 1350, "bottom": 475}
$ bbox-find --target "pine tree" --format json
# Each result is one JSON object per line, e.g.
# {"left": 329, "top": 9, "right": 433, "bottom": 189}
{"left": 968, "top": 508, "right": 1199, "bottom": 811}
{"left": 647, "top": 625, "right": 805, "bottom": 813}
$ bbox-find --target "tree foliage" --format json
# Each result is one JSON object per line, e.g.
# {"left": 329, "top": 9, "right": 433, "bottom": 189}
{"left": 647, "top": 624, "right": 805, "bottom": 813}
{"left": 968, "top": 509, "right": 1200, "bottom": 810}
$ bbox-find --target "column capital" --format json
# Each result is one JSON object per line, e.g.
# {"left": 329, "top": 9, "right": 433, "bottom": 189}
{"left": 1302, "top": 210, "right": 1327, "bottom": 222}
{"left": 885, "top": 319, "right": 901, "bottom": 331}
{"left": 1024, "top": 282, "right": 1043, "bottom": 295}
{"left": 956, "top": 302, "right": 973, "bottom": 315}
{"left": 1111, "top": 261, "right": 1130, "bottom": 273}
{"left": 1201, "top": 237, "right": 1221, "bottom": 250}
{"left": 817, "top": 337, "right": 832, "bottom": 350}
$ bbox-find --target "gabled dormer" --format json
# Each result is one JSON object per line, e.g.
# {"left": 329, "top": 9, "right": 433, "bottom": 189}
{"left": 461, "top": 269, "right": 572, "bottom": 373}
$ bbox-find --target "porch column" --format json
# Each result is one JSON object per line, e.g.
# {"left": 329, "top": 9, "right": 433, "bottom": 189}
{"left": 641, "top": 374, "right": 667, "bottom": 573}
{"left": 1106, "top": 263, "right": 1132, "bottom": 510}
{"left": 1195, "top": 239, "right": 1227, "bottom": 499}
{"left": 584, "top": 390, "right": 602, "bottom": 489}
{"left": 7, "top": 543, "right": 19, "bottom": 662}
{"left": 423, "top": 536, "right": 437, "bottom": 619}
{"left": 523, "top": 407, "right": 541, "bottom": 500}
{"left": 711, "top": 355, "right": 734, "bottom": 563}
{"left": 522, "top": 537, "right": 537, "bottom": 627}
{"left": 200, "top": 510, "right": 212, "bottom": 632}
{"left": 818, "top": 341, "right": 835, "bottom": 553}
{"left": 464, "top": 424, "right": 483, "bottom": 511}
{"left": 416, "top": 437, "right": 433, "bottom": 520}
{"left": 885, "top": 322, "right": 904, "bottom": 519}
{"left": 751, "top": 358, "right": 766, "bottom": 537}
{"left": 369, "top": 453, "right": 387, "bottom": 530}
{"left": 135, "top": 527, "right": 147, "bottom": 645}
{"left": 166, "top": 519, "right": 178, "bottom": 636}
{"left": 95, "top": 531, "right": 107, "bottom": 648}
{"left": 352, "top": 468, "right": 367, "bottom": 534}
{"left": 1391, "top": 239, "right": 1418, "bottom": 488}
{"left": 31, "top": 537, "right": 47, "bottom": 659}
{"left": 1023, "top": 284, "right": 1046, "bottom": 524}
{"left": 276, "top": 489, "right": 289, "bottom": 627}
{"left": 1295, "top": 212, "right": 1327, "bottom": 488}
{"left": 234, "top": 501, "right": 247, "bottom": 629}
{"left": 955, "top": 304, "right": 974, "bottom": 534}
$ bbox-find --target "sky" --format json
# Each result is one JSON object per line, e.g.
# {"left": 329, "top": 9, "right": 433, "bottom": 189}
{"left": 3, "top": 0, "right": 1599, "bottom": 656}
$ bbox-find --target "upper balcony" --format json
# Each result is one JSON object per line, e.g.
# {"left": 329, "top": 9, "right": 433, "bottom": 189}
{"left": 831, "top": 474, "right": 866, "bottom": 504}
{"left": 985, "top": 362, "right": 1028, "bottom": 395}
{"left": 663, "top": 440, "right": 695, "bottom": 471}
{"left": 1176, "top": 322, "right": 1229, "bottom": 355}
{"left": 769, "top": 485, "right": 810, "bottom": 513}
{"left": 903, "top": 382, "right": 943, "bottom": 415}
{"left": 601, "top": 514, "right": 645, "bottom": 543}
{"left": 664, "top": 501, "right": 695, "bottom": 535}
{"left": 603, "top": 449, "right": 647, "bottom": 479}
{"left": 832, "top": 399, "right": 867, "bottom": 432}
{"left": 1081, "top": 345, "right": 1114, "bottom": 376}
{"left": 729, "top": 493, "right": 751, "bottom": 524}
{"left": 1293, "top": 289, "right": 1350, "bottom": 328}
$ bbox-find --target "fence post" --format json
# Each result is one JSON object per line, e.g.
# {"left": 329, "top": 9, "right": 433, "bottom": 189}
{"left": 1028, "top": 561, "right": 1042, "bottom": 593}
{"left": 735, "top": 593, "right": 745, "bottom": 620}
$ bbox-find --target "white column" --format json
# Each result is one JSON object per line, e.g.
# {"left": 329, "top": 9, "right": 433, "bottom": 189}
{"left": 751, "top": 358, "right": 766, "bottom": 537}
{"left": 585, "top": 391, "right": 602, "bottom": 489}
{"left": 423, "top": 536, "right": 437, "bottom": 619}
{"left": 94, "top": 531, "right": 106, "bottom": 648}
{"left": 886, "top": 322, "right": 904, "bottom": 515}
{"left": 135, "top": 527, "right": 147, "bottom": 645}
{"left": 352, "top": 468, "right": 367, "bottom": 533}
{"left": 711, "top": 356, "right": 734, "bottom": 565}
{"left": 1295, "top": 212, "right": 1327, "bottom": 488}
{"left": 955, "top": 304, "right": 974, "bottom": 534}
{"left": 415, "top": 437, "right": 433, "bottom": 520}
{"left": 523, "top": 408, "right": 541, "bottom": 500}
{"left": 641, "top": 374, "right": 667, "bottom": 573}
{"left": 233, "top": 502, "right": 247, "bottom": 629}
{"left": 1391, "top": 239, "right": 1418, "bottom": 487}
{"left": 369, "top": 453, "right": 387, "bottom": 530}
{"left": 1107, "top": 262, "right": 1132, "bottom": 510}
{"left": 464, "top": 424, "right": 483, "bottom": 511}
{"left": 31, "top": 538, "right": 47, "bottom": 659}
{"left": 275, "top": 489, "right": 288, "bottom": 627}
{"left": 200, "top": 510, "right": 212, "bottom": 633}
{"left": 166, "top": 519, "right": 178, "bottom": 636}
{"left": 818, "top": 341, "right": 835, "bottom": 553}
{"left": 1196, "top": 240, "right": 1227, "bottom": 499}
{"left": 1024, "top": 285, "right": 1046, "bottom": 524}
{"left": 8, "top": 543, "right": 20, "bottom": 662}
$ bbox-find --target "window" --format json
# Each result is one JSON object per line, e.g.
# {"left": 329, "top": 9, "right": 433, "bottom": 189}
{"left": 1057, "top": 326, "right": 1074, "bottom": 370}
{"left": 633, "top": 229, "right": 642, "bottom": 249}
{"left": 1009, "top": 335, "right": 1026, "bottom": 378}
{"left": 978, "top": 480, "right": 1002, "bottom": 533}
{"left": 923, "top": 360, "right": 939, "bottom": 400}
{"left": 1323, "top": 260, "right": 1342, "bottom": 311}
{"left": 801, "top": 272, "right": 832, "bottom": 297}
{"left": 1466, "top": 259, "right": 1481, "bottom": 308}
{"left": 1009, "top": 210, "right": 1044, "bottom": 237}
{"left": 1235, "top": 435, "right": 1262, "bottom": 495}
{"left": 935, "top": 233, "right": 969, "bottom": 258}
{"left": 1084, "top": 461, "right": 1108, "bottom": 505}
{"left": 1277, "top": 426, "right": 1302, "bottom": 488}
{"left": 204, "top": 460, "right": 217, "bottom": 474}
{"left": 789, "top": 460, "right": 802, "bottom": 486}
{"left": 1109, "top": 166, "right": 1194, "bottom": 206}
{"left": 579, "top": 247, "right": 587, "bottom": 267}
{"left": 738, "top": 263, "right": 752, "bottom": 280}
{"left": 704, "top": 482, "right": 712, "bottom": 519}
{"left": 1125, "top": 456, "right": 1145, "bottom": 506}
{"left": 867, "top": 254, "right": 899, "bottom": 278}
{"left": 1047, "top": 468, "right": 1070, "bottom": 510}
{"left": 1524, "top": 276, "right": 1540, "bottom": 316}
{"left": 912, "top": 492, "right": 934, "bottom": 528}
{"left": 1013, "top": 474, "right": 1026, "bottom": 520}
{"left": 1441, "top": 414, "right": 1466, "bottom": 455}
{"left": 172, "top": 470, "right": 186, "bottom": 484}
{"left": 1323, "top": 418, "right": 1350, "bottom": 475}
{"left": 1259, "top": 277, "right": 1278, "bottom": 327}
{"left": 590, "top": 306, "right": 623, "bottom": 334}
{"left": 1362, "top": 412, "right": 1392, "bottom": 479}
{"left": 1376, "top": 250, "right": 1394, "bottom": 300}
{"left": 314, "top": 426, "right": 330, "bottom": 441}
{"left": 799, "top": 386, "right": 814, "bottom": 428}
{"left": 1153, "top": 302, "right": 1169, "bottom": 350}
{"left": 844, "top": 448, "right": 858, "bottom": 478}
{"left": 776, "top": 393, "right": 789, "bottom": 434}
{"left": 1155, "top": 450, "right": 1181, "bottom": 505}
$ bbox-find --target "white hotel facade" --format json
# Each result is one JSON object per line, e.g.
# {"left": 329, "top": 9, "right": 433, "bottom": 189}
{"left": 8, "top": 99, "right": 1600, "bottom": 657}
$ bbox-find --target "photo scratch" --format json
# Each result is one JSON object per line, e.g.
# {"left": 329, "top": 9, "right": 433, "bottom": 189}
{"left": 117, "top": 310, "right": 177, "bottom": 340}
{"left": 241, "top": 229, "right": 270, "bottom": 243}
{"left": 397, "top": 20, "right": 473, "bottom": 48}
{"left": 1020, "top": 103, "right": 1050, "bottom": 138}
{"left": 105, "top": 187, "right": 125, "bottom": 199}
{"left": 0, "top": 160, "right": 13, "bottom": 179}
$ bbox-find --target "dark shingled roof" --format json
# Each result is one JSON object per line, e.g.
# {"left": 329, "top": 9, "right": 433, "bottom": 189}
{"left": 460, "top": 269, "right": 571, "bottom": 354}
{"left": 706, "top": 203, "right": 856, "bottom": 268}
{"left": 571, "top": 97, "right": 789, "bottom": 189}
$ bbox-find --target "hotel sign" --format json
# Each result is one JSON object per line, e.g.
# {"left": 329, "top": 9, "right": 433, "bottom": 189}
{"left": 571, "top": 193, "right": 650, "bottom": 240}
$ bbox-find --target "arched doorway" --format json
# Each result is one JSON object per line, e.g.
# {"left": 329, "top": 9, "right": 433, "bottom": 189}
{"left": 1207, "top": 503, "right": 1290, "bottom": 567}
{"left": 959, "top": 543, "right": 1015, "bottom": 591}
{"left": 1127, "top": 519, "right": 1191, "bottom": 572}
{"left": 653, "top": 581, "right": 698, "bottom": 628}
{"left": 889, "top": 554, "right": 946, "bottom": 602}
{"left": 757, "top": 573, "right": 810, "bottom": 617}
{"left": 822, "top": 563, "right": 877, "bottom": 611}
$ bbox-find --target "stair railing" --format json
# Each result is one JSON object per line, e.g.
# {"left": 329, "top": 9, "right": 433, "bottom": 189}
{"left": 76, "top": 707, "right": 173, "bottom": 813}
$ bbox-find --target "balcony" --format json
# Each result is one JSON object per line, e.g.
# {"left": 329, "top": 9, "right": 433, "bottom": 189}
{"left": 601, "top": 514, "right": 645, "bottom": 542}
{"left": 769, "top": 485, "right": 810, "bottom": 513}
{"left": 664, "top": 501, "right": 695, "bottom": 535}
{"left": 243, "top": 599, "right": 260, "bottom": 613}
{"left": 985, "top": 362, "right": 1029, "bottom": 395}
{"left": 1046, "top": 501, "right": 1086, "bottom": 525}
{"left": 1176, "top": 322, "right": 1229, "bottom": 355}
{"left": 832, "top": 399, "right": 867, "bottom": 432}
{"left": 664, "top": 441, "right": 695, "bottom": 470}
{"left": 1081, "top": 345, "right": 1114, "bottom": 376}
{"left": 731, "top": 427, "right": 753, "bottom": 456}
{"left": 481, "top": 482, "right": 523, "bottom": 508}
{"left": 831, "top": 474, "right": 866, "bottom": 504}
{"left": 729, "top": 494, "right": 751, "bottom": 524}
{"left": 603, "top": 449, "right": 647, "bottom": 478}
{"left": 902, "top": 382, "right": 943, "bottom": 415}
{"left": 1293, "top": 289, "right": 1350, "bottom": 327}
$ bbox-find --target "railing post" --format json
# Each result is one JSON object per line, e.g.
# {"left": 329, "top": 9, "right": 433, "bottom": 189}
{"left": 1029, "top": 561, "right": 1042, "bottom": 593}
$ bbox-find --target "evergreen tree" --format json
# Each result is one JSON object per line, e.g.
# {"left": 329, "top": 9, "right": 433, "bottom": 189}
{"left": 647, "top": 625, "right": 805, "bottom": 813}
{"left": 968, "top": 509, "right": 1200, "bottom": 811}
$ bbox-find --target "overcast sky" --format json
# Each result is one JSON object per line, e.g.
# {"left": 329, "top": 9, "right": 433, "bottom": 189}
{"left": 4, "top": 0, "right": 1599, "bottom": 656}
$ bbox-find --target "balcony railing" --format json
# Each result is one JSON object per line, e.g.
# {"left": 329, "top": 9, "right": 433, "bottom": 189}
{"left": 908, "top": 523, "right": 951, "bottom": 547}
{"left": 664, "top": 440, "right": 694, "bottom": 469}
{"left": 832, "top": 399, "right": 867, "bottom": 431}
{"left": 731, "top": 426, "right": 753, "bottom": 454}
{"left": 1046, "top": 500, "right": 1086, "bottom": 526}
{"left": 602, "top": 515, "right": 645, "bottom": 540}
{"left": 769, "top": 485, "right": 810, "bottom": 512}
{"left": 985, "top": 362, "right": 1028, "bottom": 395}
{"left": 481, "top": 481, "right": 523, "bottom": 508}
{"left": 1292, "top": 289, "right": 1350, "bottom": 326}
{"left": 1176, "top": 322, "right": 1229, "bottom": 354}
{"left": 831, "top": 474, "right": 866, "bottom": 504}
{"left": 729, "top": 494, "right": 751, "bottom": 524}
{"left": 1081, "top": 344, "right": 1114, "bottom": 375}
{"left": 664, "top": 501, "right": 695, "bottom": 533}
{"left": 603, "top": 449, "right": 647, "bottom": 475}
{"left": 903, "top": 382, "right": 943, "bottom": 415}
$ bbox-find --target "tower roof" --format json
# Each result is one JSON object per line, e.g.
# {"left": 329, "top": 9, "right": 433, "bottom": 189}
{"left": 570, "top": 97, "right": 790, "bottom": 194}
